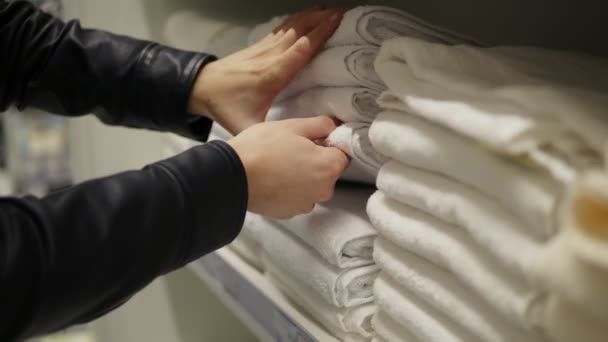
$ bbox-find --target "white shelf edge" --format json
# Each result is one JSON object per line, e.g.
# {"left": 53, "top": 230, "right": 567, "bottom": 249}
{"left": 188, "top": 248, "right": 340, "bottom": 342}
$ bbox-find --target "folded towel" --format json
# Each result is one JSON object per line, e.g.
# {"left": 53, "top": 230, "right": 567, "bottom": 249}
{"left": 374, "top": 272, "right": 480, "bottom": 342}
{"left": 248, "top": 6, "right": 478, "bottom": 47}
{"left": 324, "top": 6, "right": 477, "bottom": 47}
{"left": 208, "top": 122, "right": 233, "bottom": 141}
{"left": 228, "top": 212, "right": 267, "bottom": 270}
{"left": 229, "top": 236, "right": 262, "bottom": 270}
{"left": 377, "top": 161, "right": 542, "bottom": 277}
{"left": 532, "top": 232, "right": 608, "bottom": 323}
{"left": 265, "top": 257, "right": 375, "bottom": 342}
{"left": 374, "top": 37, "right": 608, "bottom": 153}
{"left": 372, "top": 310, "right": 421, "bottom": 342}
{"left": 277, "top": 45, "right": 384, "bottom": 101}
{"left": 267, "top": 87, "right": 382, "bottom": 123}
{"left": 524, "top": 138, "right": 600, "bottom": 184}
{"left": 531, "top": 170, "right": 608, "bottom": 321}
{"left": 559, "top": 169, "right": 608, "bottom": 269}
{"left": 274, "top": 184, "right": 377, "bottom": 268}
{"left": 538, "top": 295, "right": 606, "bottom": 342}
{"left": 260, "top": 218, "right": 379, "bottom": 307}
{"left": 367, "top": 192, "right": 541, "bottom": 330}
{"left": 375, "top": 238, "right": 541, "bottom": 342}
{"left": 370, "top": 111, "right": 560, "bottom": 238}
{"left": 326, "top": 123, "right": 387, "bottom": 177}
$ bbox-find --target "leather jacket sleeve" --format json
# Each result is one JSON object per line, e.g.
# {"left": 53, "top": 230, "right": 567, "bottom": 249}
{"left": 0, "top": 1, "right": 248, "bottom": 340}
{"left": 0, "top": 0, "right": 215, "bottom": 139}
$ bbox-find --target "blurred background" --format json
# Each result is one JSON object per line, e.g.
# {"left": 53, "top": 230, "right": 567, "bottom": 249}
{"left": 6, "top": 0, "right": 605, "bottom": 341}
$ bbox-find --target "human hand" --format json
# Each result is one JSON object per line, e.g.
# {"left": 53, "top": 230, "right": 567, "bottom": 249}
{"left": 227, "top": 116, "right": 349, "bottom": 218}
{"left": 188, "top": 6, "right": 347, "bottom": 135}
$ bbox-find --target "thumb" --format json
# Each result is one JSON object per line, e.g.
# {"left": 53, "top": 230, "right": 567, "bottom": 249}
{"left": 282, "top": 116, "right": 338, "bottom": 140}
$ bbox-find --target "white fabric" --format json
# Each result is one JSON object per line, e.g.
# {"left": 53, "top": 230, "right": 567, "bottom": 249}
{"left": 325, "top": 123, "right": 386, "bottom": 177}
{"left": 533, "top": 233, "right": 608, "bottom": 325}
{"left": 275, "top": 184, "right": 377, "bottom": 268}
{"left": 532, "top": 169, "right": 608, "bottom": 322}
{"left": 228, "top": 212, "right": 267, "bottom": 270}
{"left": 370, "top": 111, "right": 560, "bottom": 238}
{"left": 277, "top": 45, "right": 384, "bottom": 101}
{"left": 248, "top": 6, "right": 478, "bottom": 47}
{"left": 374, "top": 36, "right": 608, "bottom": 154}
{"left": 229, "top": 236, "right": 262, "bottom": 270}
{"left": 374, "top": 273, "right": 480, "bottom": 342}
{"left": 374, "top": 238, "right": 541, "bottom": 342}
{"left": 377, "top": 161, "right": 542, "bottom": 277}
{"left": 208, "top": 122, "right": 233, "bottom": 141}
{"left": 267, "top": 87, "right": 382, "bottom": 123}
{"left": 558, "top": 169, "right": 608, "bottom": 269}
{"left": 372, "top": 310, "right": 421, "bottom": 342}
{"left": 265, "top": 257, "right": 375, "bottom": 342}
{"left": 367, "top": 192, "right": 541, "bottom": 330}
{"left": 260, "top": 218, "right": 379, "bottom": 307}
{"left": 538, "top": 295, "right": 607, "bottom": 342}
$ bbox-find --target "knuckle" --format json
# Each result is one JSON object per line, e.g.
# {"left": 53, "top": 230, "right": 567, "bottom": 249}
{"left": 302, "top": 203, "right": 315, "bottom": 214}
{"left": 318, "top": 186, "right": 334, "bottom": 202}
{"left": 318, "top": 116, "right": 335, "bottom": 130}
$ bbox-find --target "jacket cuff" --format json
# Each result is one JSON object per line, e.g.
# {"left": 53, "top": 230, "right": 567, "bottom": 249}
{"left": 157, "top": 140, "right": 248, "bottom": 264}
{"left": 134, "top": 45, "right": 217, "bottom": 141}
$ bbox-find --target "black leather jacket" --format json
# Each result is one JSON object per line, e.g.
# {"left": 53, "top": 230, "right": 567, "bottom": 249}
{"left": 0, "top": 1, "right": 247, "bottom": 340}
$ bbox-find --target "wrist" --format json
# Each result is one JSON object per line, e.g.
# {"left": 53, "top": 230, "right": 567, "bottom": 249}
{"left": 188, "top": 61, "right": 216, "bottom": 121}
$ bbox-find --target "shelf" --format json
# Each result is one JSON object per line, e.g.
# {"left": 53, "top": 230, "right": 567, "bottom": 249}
{"left": 188, "top": 248, "right": 340, "bottom": 342}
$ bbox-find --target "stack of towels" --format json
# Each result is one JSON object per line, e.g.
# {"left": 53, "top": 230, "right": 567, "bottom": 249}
{"left": 164, "top": 5, "right": 608, "bottom": 341}
{"left": 367, "top": 28, "right": 608, "bottom": 342}
{"left": 249, "top": 6, "right": 477, "bottom": 185}
{"left": 233, "top": 184, "right": 379, "bottom": 342}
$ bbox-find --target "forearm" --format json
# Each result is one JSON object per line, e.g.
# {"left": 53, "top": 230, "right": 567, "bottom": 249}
{"left": 0, "top": 140, "right": 247, "bottom": 340}
{"left": 0, "top": 0, "right": 215, "bottom": 139}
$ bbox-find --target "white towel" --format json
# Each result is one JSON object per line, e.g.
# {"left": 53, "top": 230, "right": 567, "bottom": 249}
{"left": 532, "top": 232, "right": 608, "bottom": 322}
{"left": 208, "top": 122, "right": 233, "bottom": 141}
{"left": 266, "top": 87, "right": 382, "bottom": 123}
{"left": 274, "top": 184, "right": 377, "bottom": 268}
{"left": 367, "top": 192, "right": 541, "bottom": 330}
{"left": 370, "top": 111, "right": 560, "bottom": 238}
{"left": 229, "top": 236, "right": 262, "bottom": 270}
{"left": 558, "top": 169, "right": 608, "bottom": 269}
{"left": 374, "top": 272, "right": 480, "bottom": 342}
{"left": 372, "top": 310, "right": 421, "bottom": 342}
{"left": 228, "top": 212, "right": 267, "bottom": 270}
{"left": 374, "top": 36, "right": 608, "bottom": 153}
{"left": 260, "top": 218, "right": 379, "bottom": 307}
{"left": 531, "top": 170, "right": 608, "bottom": 321}
{"left": 374, "top": 238, "right": 541, "bottom": 342}
{"left": 265, "top": 257, "right": 375, "bottom": 342}
{"left": 325, "top": 123, "right": 386, "bottom": 177}
{"left": 377, "top": 161, "right": 542, "bottom": 277}
{"left": 277, "top": 45, "right": 384, "bottom": 101}
{"left": 324, "top": 6, "right": 477, "bottom": 47}
{"left": 538, "top": 295, "right": 607, "bottom": 342}
{"left": 248, "top": 6, "right": 478, "bottom": 47}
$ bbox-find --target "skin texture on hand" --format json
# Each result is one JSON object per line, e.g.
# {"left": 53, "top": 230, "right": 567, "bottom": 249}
{"left": 188, "top": 6, "right": 347, "bottom": 134}
{"left": 189, "top": 6, "right": 352, "bottom": 218}
{"left": 227, "top": 116, "right": 350, "bottom": 218}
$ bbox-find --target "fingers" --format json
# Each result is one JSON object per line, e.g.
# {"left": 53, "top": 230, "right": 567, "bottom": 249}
{"left": 281, "top": 116, "right": 337, "bottom": 140}
{"left": 315, "top": 147, "right": 349, "bottom": 203}
{"left": 279, "top": 10, "right": 344, "bottom": 73}
{"left": 273, "top": 5, "right": 325, "bottom": 34}
{"left": 276, "top": 8, "right": 336, "bottom": 49}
